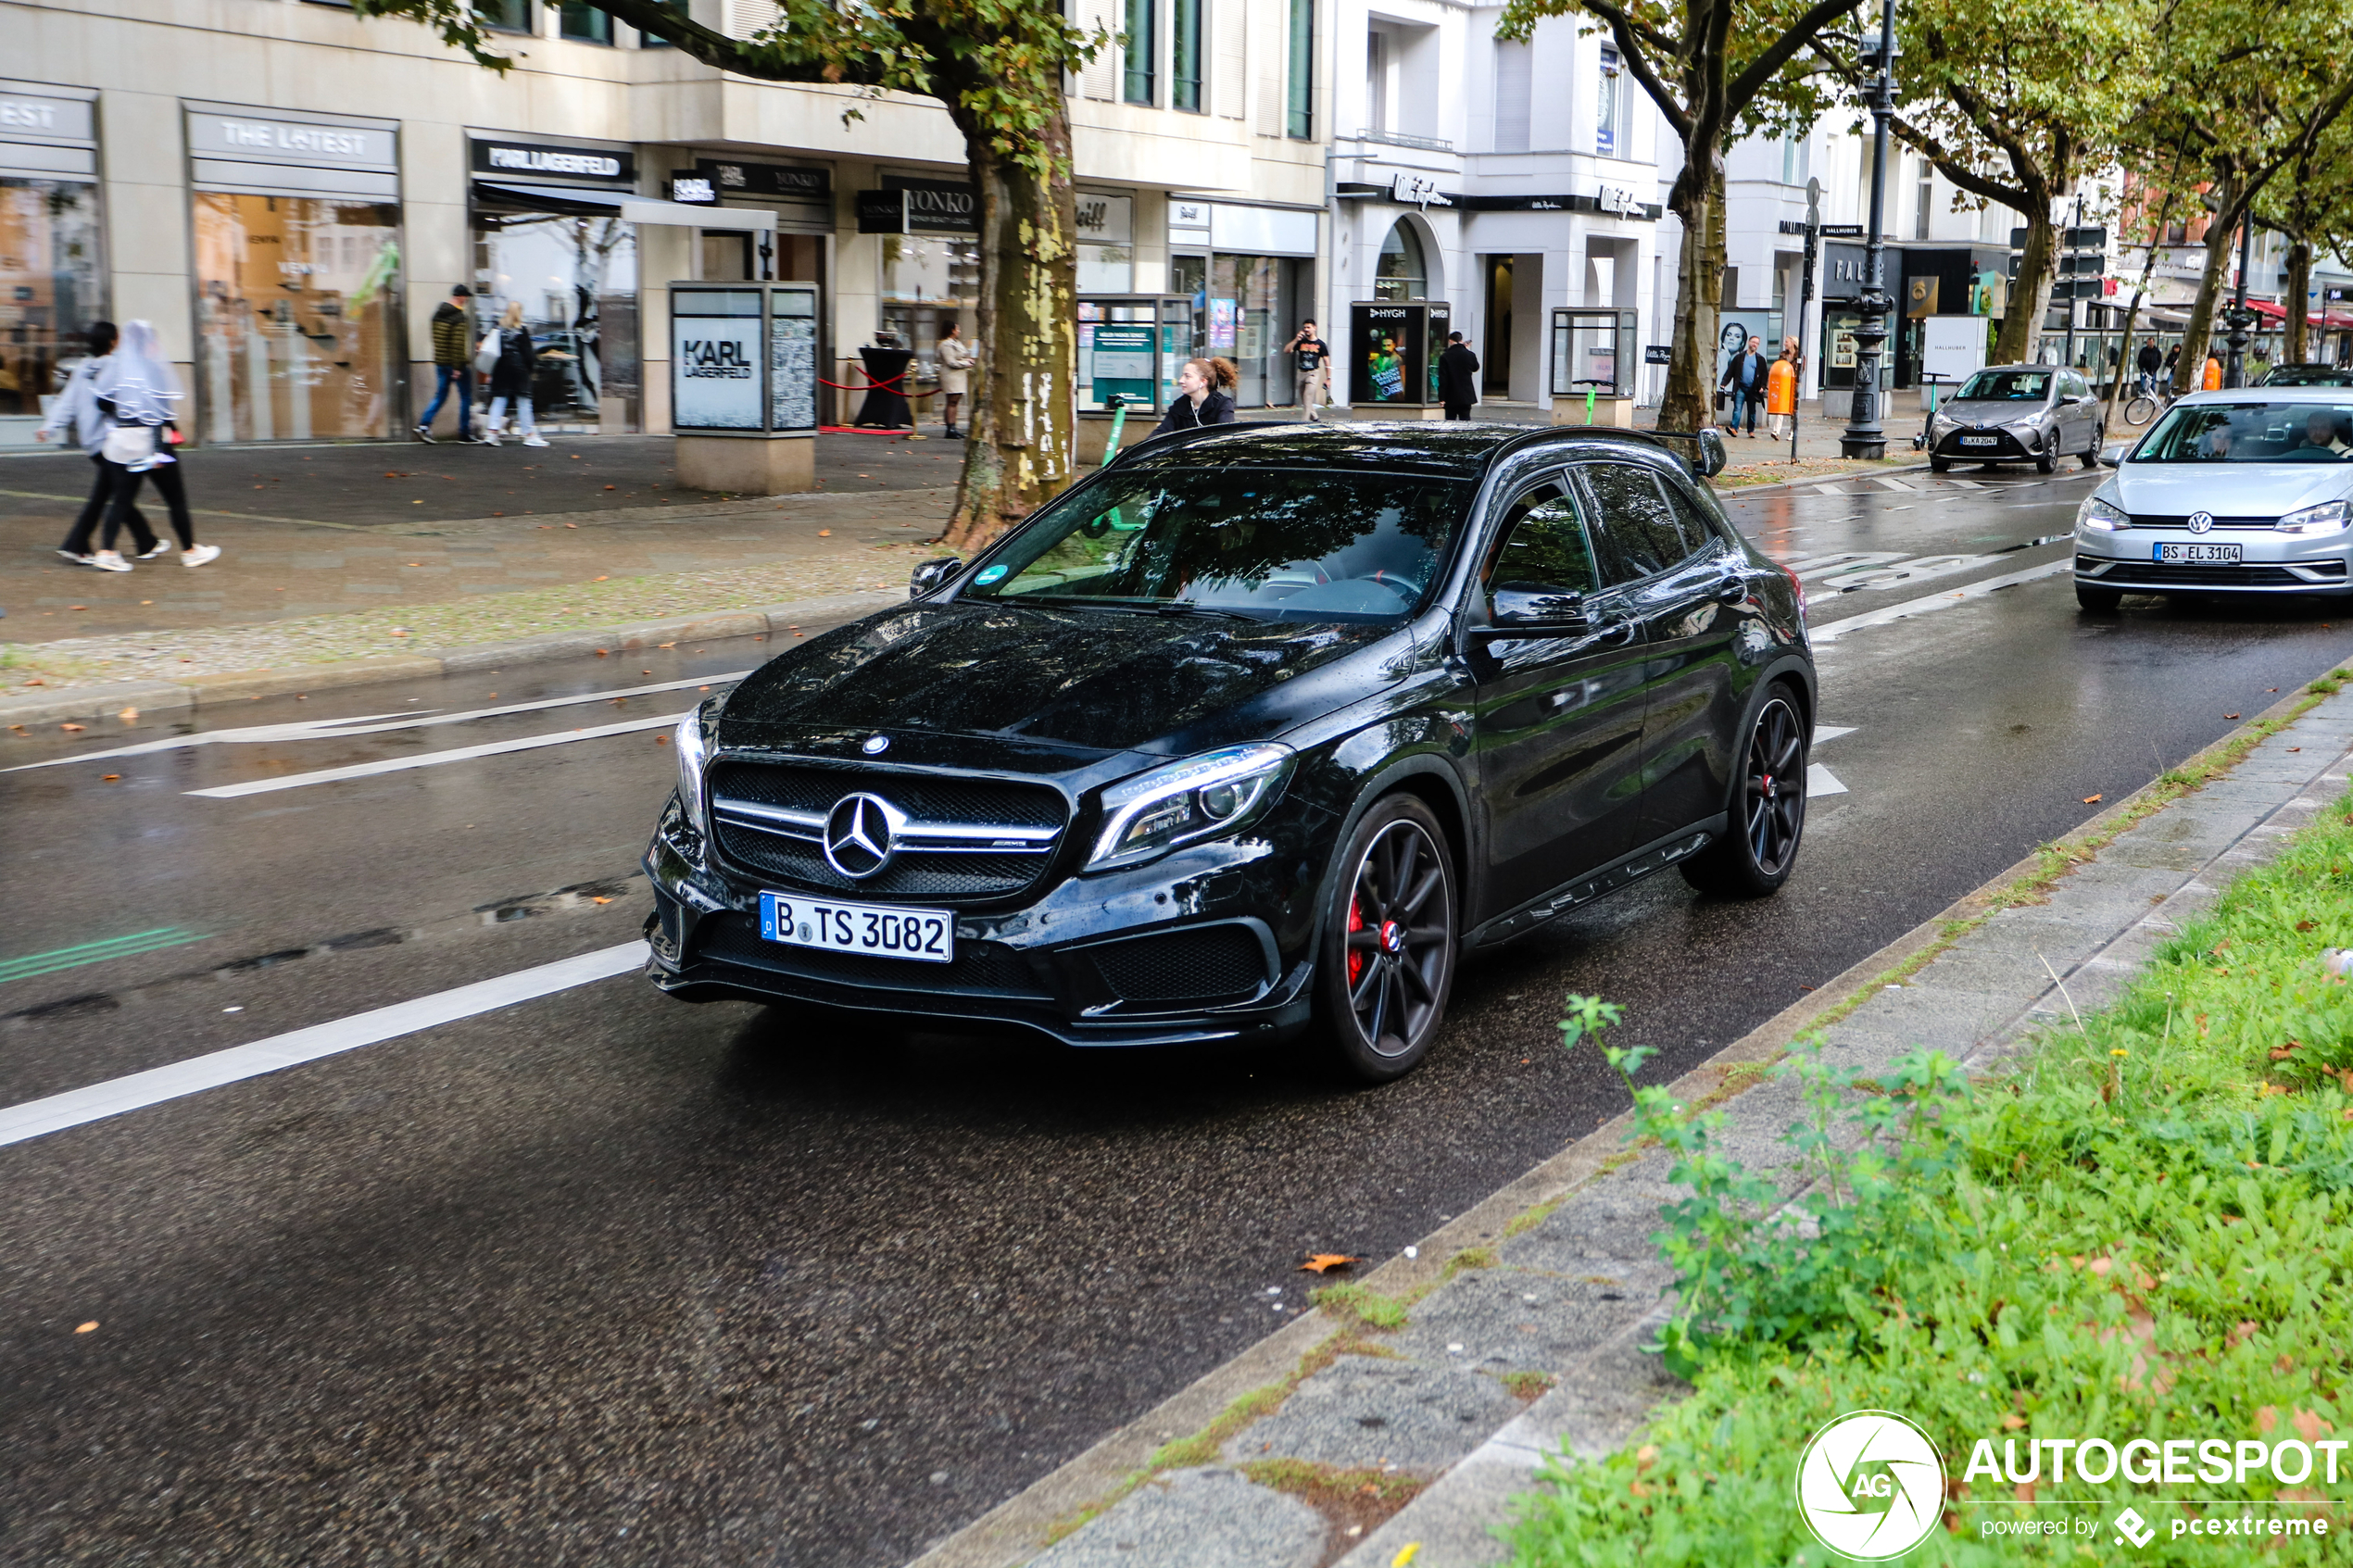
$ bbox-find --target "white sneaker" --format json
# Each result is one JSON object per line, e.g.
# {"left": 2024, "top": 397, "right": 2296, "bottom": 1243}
{"left": 57, "top": 548, "right": 94, "bottom": 565}
{"left": 136, "top": 541, "right": 171, "bottom": 560}
{"left": 521, "top": 433, "right": 548, "bottom": 447}
{"left": 481, "top": 430, "right": 501, "bottom": 446}
{"left": 182, "top": 544, "right": 221, "bottom": 569}
{"left": 92, "top": 550, "right": 132, "bottom": 572}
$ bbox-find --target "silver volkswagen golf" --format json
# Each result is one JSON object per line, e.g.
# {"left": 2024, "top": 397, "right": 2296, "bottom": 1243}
{"left": 2073, "top": 389, "right": 2353, "bottom": 609}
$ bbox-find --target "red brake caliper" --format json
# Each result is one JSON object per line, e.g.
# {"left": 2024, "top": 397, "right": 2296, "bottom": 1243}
{"left": 1347, "top": 896, "right": 1366, "bottom": 985}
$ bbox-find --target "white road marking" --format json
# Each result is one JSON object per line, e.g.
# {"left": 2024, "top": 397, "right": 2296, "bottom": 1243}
{"left": 1870, "top": 477, "right": 1918, "bottom": 491}
{"left": 1807, "top": 763, "right": 1850, "bottom": 797}
{"left": 1808, "top": 558, "right": 2074, "bottom": 645}
{"left": 185, "top": 711, "right": 687, "bottom": 797}
{"left": 1813, "top": 725, "right": 1856, "bottom": 744}
{"left": 6, "top": 671, "right": 749, "bottom": 773}
{"left": 0, "top": 941, "right": 648, "bottom": 1148}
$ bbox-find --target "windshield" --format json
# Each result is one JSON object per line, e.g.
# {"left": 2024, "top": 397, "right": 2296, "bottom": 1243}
{"left": 2131, "top": 400, "right": 2353, "bottom": 462}
{"left": 2261, "top": 366, "right": 2353, "bottom": 386}
{"left": 1955, "top": 370, "right": 2052, "bottom": 401}
{"left": 963, "top": 466, "right": 1474, "bottom": 622}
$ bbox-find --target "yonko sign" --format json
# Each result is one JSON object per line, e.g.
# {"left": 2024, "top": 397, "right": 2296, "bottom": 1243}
{"left": 1793, "top": 1410, "right": 2343, "bottom": 1556}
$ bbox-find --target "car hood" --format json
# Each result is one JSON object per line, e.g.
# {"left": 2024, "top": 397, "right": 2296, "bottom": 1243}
{"left": 1941, "top": 398, "right": 2053, "bottom": 425}
{"left": 718, "top": 601, "right": 1402, "bottom": 755}
{"left": 2111, "top": 462, "right": 2353, "bottom": 518}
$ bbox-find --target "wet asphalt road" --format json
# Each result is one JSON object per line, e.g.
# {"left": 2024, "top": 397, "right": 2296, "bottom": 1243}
{"left": 5, "top": 467, "right": 2352, "bottom": 1566}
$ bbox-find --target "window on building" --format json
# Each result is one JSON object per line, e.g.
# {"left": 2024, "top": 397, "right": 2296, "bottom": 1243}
{"left": 1366, "top": 31, "right": 1390, "bottom": 132}
{"left": 1780, "top": 132, "right": 1809, "bottom": 186}
{"left": 637, "top": 0, "right": 685, "bottom": 44}
{"left": 1286, "top": 0, "right": 1314, "bottom": 138}
{"left": 1375, "top": 220, "right": 1428, "bottom": 300}
{"left": 476, "top": 0, "right": 532, "bottom": 31}
{"left": 1493, "top": 41, "right": 1531, "bottom": 153}
{"left": 560, "top": 2, "right": 612, "bottom": 42}
{"left": 1596, "top": 45, "right": 1625, "bottom": 157}
{"left": 1124, "top": 0, "right": 1157, "bottom": 103}
{"left": 1172, "top": 0, "right": 1202, "bottom": 109}
{"left": 1915, "top": 161, "right": 1933, "bottom": 239}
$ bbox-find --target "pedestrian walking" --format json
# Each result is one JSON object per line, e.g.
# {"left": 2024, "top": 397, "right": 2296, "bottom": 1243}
{"left": 481, "top": 301, "right": 547, "bottom": 447}
{"left": 1284, "top": 320, "right": 1330, "bottom": 419}
{"left": 936, "top": 320, "right": 974, "bottom": 439}
{"left": 1765, "top": 345, "right": 1798, "bottom": 439}
{"left": 93, "top": 320, "right": 218, "bottom": 572}
{"left": 1152, "top": 357, "right": 1238, "bottom": 434}
{"left": 1720, "top": 339, "right": 1768, "bottom": 435}
{"left": 415, "top": 283, "right": 476, "bottom": 444}
{"left": 38, "top": 320, "right": 164, "bottom": 566}
{"left": 1438, "top": 332, "right": 1480, "bottom": 420}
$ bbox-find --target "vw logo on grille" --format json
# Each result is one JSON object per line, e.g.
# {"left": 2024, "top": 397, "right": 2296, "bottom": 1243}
{"left": 2187, "top": 510, "right": 2215, "bottom": 533}
{"left": 823, "top": 793, "right": 901, "bottom": 880}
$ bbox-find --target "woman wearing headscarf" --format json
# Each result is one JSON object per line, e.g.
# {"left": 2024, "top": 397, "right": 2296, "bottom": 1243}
{"left": 94, "top": 320, "right": 217, "bottom": 572}
{"left": 483, "top": 301, "right": 547, "bottom": 447}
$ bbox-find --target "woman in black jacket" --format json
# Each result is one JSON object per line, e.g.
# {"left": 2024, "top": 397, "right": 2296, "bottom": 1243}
{"left": 483, "top": 301, "right": 546, "bottom": 447}
{"left": 1154, "top": 357, "right": 1239, "bottom": 434}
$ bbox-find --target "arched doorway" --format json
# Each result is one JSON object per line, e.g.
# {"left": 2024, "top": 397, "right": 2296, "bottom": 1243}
{"left": 1375, "top": 220, "right": 1430, "bottom": 301}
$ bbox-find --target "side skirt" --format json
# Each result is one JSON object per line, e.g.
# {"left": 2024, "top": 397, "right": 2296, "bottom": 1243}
{"left": 1462, "top": 815, "right": 1728, "bottom": 949}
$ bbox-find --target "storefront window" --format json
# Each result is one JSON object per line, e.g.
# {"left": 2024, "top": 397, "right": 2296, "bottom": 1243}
{"left": 1375, "top": 221, "right": 1427, "bottom": 301}
{"left": 473, "top": 207, "right": 639, "bottom": 428}
{"left": 1208, "top": 254, "right": 1304, "bottom": 408}
{"left": 193, "top": 193, "right": 402, "bottom": 444}
{"left": 1078, "top": 243, "right": 1134, "bottom": 292}
{"left": 880, "top": 234, "right": 978, "bottom": 407}
{"left": 0, "top": 179, "right": 107, "bottom": 450}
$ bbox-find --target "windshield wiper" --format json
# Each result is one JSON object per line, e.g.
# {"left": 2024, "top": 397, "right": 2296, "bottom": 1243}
{"left": 1153, "top": 601, "right": 1257, "bottom": 621}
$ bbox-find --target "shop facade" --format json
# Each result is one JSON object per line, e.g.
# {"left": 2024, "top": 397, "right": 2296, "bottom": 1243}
{"left": 1167, "top": 197, "right": 1320, "bottom": 408}
{"left": 0, "top": 79, "right": 106, "bottom": 450}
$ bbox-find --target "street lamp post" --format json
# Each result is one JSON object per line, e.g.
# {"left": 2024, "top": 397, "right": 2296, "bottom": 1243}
{"left": 2223, "top": 218, "right": 2256, "bottom": 388}
{"left": 1842, "top": 0, "right": 1899, "bottom": 458}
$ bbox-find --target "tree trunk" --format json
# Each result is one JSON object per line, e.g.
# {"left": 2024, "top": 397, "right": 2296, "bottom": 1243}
{"left": 1659, "top": 155, "right": 1727, "bottom": 433}
{"left": 941, "top": 107, "right": 1080, "bottom": 555}
{"left": 2174, "top": 172, "right": 2243, "bottom": 395}
{"left": 1994, "top": 206, "right": 2057, "bottom": 364}
{"left": 2284, "top": 236, "right": 2312, "bottom": 363}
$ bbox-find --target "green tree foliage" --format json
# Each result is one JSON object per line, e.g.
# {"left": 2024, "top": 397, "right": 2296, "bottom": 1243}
{"left": 1498, "top": 0, "right": 1862, "bottom": 433}
{"left": 1815, "top": 0, "right": 2150, "bottom": 367}
{"left": 2253, "top": 119, "right": 2353, "bottom": 364}
{"left": 2134, "top": 0, "right": 2353, "bottom": 391}
{"left": 353, "top": 0, "right": 1104, "bottom": 548}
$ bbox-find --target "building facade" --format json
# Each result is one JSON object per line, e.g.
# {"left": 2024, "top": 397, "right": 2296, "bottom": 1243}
{"left": 2, "top": 0, "right": 1329, "bottom": 451}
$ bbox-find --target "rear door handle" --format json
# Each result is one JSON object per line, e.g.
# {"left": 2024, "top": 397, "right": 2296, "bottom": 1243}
{"left": 1598, "top": 618, "right": 1638, "bottom": 645}
{"left": 1715, "top": 575, "right": 1747, "bottom": 605}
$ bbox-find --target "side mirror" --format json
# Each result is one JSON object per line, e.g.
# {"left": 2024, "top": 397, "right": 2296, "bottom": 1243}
{"left": 2098, "top": 444, "right": 2129, "bottom": 469}
{"left": 1693, "top": 428, "right": 1729, "bottom": 477}
{"left": 1471, "top": 585, "right": 1591, "bottom": 640}
{"left": 910, "top": 557, "right": 963, "bottom": 597}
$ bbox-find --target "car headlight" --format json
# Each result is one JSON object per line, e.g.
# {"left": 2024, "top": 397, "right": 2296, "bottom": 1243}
{"left": 673, "top": 697, "right": 722, "bottom": 834}
{"left": 2278, "top": 499, "right": 2352, "bottom": 534}
{"left": 2076, "top": 495, "right": 2131, "bottom": 532}
{"left": 1087, "top": 744, "right": 1296, "bottom": 872}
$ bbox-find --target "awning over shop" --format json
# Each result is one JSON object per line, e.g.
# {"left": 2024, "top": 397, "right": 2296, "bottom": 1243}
{"left": 472, "top": 180, "right": 776, "bottom": 231}
{"left": 2245, "top": 298, "right": 2288, "bottom": 321}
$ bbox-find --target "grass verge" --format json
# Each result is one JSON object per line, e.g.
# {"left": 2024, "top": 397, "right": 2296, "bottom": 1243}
{"left": 1503, "top": 783, "right": 2353, "bottom": 1564}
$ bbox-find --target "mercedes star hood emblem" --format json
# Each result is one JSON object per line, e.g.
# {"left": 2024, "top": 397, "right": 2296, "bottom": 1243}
{"left": 823, "top": 793, "right": 902, "bottom": 880}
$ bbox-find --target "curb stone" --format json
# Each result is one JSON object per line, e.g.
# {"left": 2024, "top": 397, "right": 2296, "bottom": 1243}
{"left": 905, "top": 671, "right": 2353, "bottom": 1568}
{"left": 0, "top": 590, "right": 903, "bottom": 728}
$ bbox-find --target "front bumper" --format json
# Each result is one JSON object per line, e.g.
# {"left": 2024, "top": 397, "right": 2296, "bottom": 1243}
{"left": 2074, "top": 528, "right": 2353, "bottom": 595}
{"left": 1935, "top": 425, "right": 2049, "bottom": 461}
{"left": 639, "top": 794, "right": 1328, "bottom": 1047}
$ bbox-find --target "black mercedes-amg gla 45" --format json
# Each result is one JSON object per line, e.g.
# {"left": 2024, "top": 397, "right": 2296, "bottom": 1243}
{"left": 643, "top": 421, "right": 1813, "bottom": 1080}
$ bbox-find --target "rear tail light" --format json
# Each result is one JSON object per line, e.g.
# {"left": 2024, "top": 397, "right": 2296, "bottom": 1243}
{"left": 1779, "top": 559, "right": 1808, "bottom": 621}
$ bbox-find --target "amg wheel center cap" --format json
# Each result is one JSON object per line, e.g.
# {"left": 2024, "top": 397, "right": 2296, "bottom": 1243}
{"left": 1760, "top": 773, "right": 1778, "bottom": 799}
{"left": 2187, "top": 510, "right": 2214, "bottom": 533}
{"left": 823, "top": 792, "right": 903, "bottom": 880}
{"left": 1379, "top": 920, "right": 1405, "bottom": 954}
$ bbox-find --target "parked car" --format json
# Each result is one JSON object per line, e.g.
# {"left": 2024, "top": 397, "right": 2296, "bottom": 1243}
{"left": 641, "top": 422, "right": 1816, "bottom": 1081}
{"left": 2256, "top": 363, "right": 2353, "bottom": 388}
{"left": 1927, "top": 364, "right": 2106, "bottom": 474}
{"left": 2075, "top": 389, "right": 2353, "bottom": 609}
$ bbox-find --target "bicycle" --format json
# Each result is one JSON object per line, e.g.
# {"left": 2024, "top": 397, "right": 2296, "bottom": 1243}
{"left": 2123, "top": 380, "right": 2173, "bottom": 428}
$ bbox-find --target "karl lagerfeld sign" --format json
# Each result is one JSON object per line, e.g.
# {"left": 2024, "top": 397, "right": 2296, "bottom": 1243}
{"left": 469, "top": 135, "right": 636, "bottom": 184}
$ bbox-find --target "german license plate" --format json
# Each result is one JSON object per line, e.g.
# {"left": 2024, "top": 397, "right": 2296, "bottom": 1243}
{"left": 760, "top": 892, "right": 952, "bottom": 962}
{"left": 1959, "top": 435, "right": 1999, "bottom": 446}
{"left": 2157, "top": 542, "right": 2242, "bottom": 564}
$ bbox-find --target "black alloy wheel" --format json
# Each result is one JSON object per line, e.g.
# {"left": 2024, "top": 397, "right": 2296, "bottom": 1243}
{"left": 1681, "top": 684, "right": 1807, "bottom": 897}
{"left": 1318, "top": 795, "right": 1457, "bottom": 1082}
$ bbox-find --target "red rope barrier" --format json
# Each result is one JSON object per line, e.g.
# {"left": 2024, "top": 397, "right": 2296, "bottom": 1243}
{"left": 817, "top": 368, "right": 941, "bottom": 393}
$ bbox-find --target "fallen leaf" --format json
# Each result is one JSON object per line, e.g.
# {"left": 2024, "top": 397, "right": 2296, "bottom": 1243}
{"left": 592, "top": 896, "right": 612, "bottom": 905}
{"left": 60, "top": 723, "right": 83, "bottom": 732}
{"left": 595, "top": 649, "right": 609, "bottom": 657}
{"left": 1391, "top": 1547, "right": 1420, "bottom": 1568}
{"left": 2082, "top": 794, "right": 2103, "bottom": 804}
{"left": 390, "top": 629, "right": 409, "bottom": 637}
{"left": 1298, "top": 1254, "right": 1361, "bottom": 1274}
{"left": 101, "top": 773, "right": 120, "bottom": 782}
{"left": 2002, "top": 1412, "right": 2026, "bottom": 1429}
{"left": 75, "top": 1321, "right": 98, "bottom": 1334}
{"left": 2225, "top": 712, "right": 2241, "bottom": 720}
{"left": 2294, "top": 1408, "right": 2332, "bottom": 1442}
{"left": 2296, "top": 921, "right": 2317, "bottom": 932}
{"left": 68, "top": 604, "right": 86, "bottom": 610}
{"left": 658, "top": 642, "right": 676, "bottom": 649}
{"left": 118, "top": 708, "right": 138, "bottom": 721}
{"left": 593, "top": 575, "right": 609, "bottom": 582}
{"left": 2271, "top": 1044, "right": 2299, "bottom": 1060}
{"left": 654, "top": 734, "right": 668, "bottom": 745}
{"left": 819, "top": 529, "right": 833, "bottom": 536}
{"left": 605, "top": 484, "right": 617, "bottom": 490}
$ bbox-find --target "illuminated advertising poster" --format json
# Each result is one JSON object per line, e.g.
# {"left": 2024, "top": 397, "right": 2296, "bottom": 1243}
{"left": 673, "top": 291, "right": 761, "bottom": 430}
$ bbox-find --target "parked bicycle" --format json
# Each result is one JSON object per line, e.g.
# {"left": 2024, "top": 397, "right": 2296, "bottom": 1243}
{"left": 2123, "top": 381, "right": 2173, "bottom": 427}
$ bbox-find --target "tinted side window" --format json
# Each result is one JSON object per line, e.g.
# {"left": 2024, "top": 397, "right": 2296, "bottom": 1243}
{"left": 1578, "top": 462, "right": 1692, "bottom": 583}
{"left": 1486, "top": 487, "right": 1599, "bottom": 600}
{"left": 1657, "top": 479, "right": 1728, "bottom": 558}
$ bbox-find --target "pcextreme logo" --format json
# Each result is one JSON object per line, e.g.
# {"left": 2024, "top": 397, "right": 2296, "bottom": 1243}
{"left": 1795, "top": 1410, "right": 1948, "bottom": 1560}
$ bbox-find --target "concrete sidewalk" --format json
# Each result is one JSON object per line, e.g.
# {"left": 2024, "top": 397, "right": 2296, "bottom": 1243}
{"left": 912, "top": 672, "right": 2353, "bottom": 1568}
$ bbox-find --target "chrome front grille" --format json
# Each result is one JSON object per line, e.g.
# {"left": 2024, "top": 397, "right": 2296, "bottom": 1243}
{"left": 2124, "top": 514, "right": 2280, "bottom": 532}
{"left": 707, "top": 760, "right": 1070, "bottom": 902}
